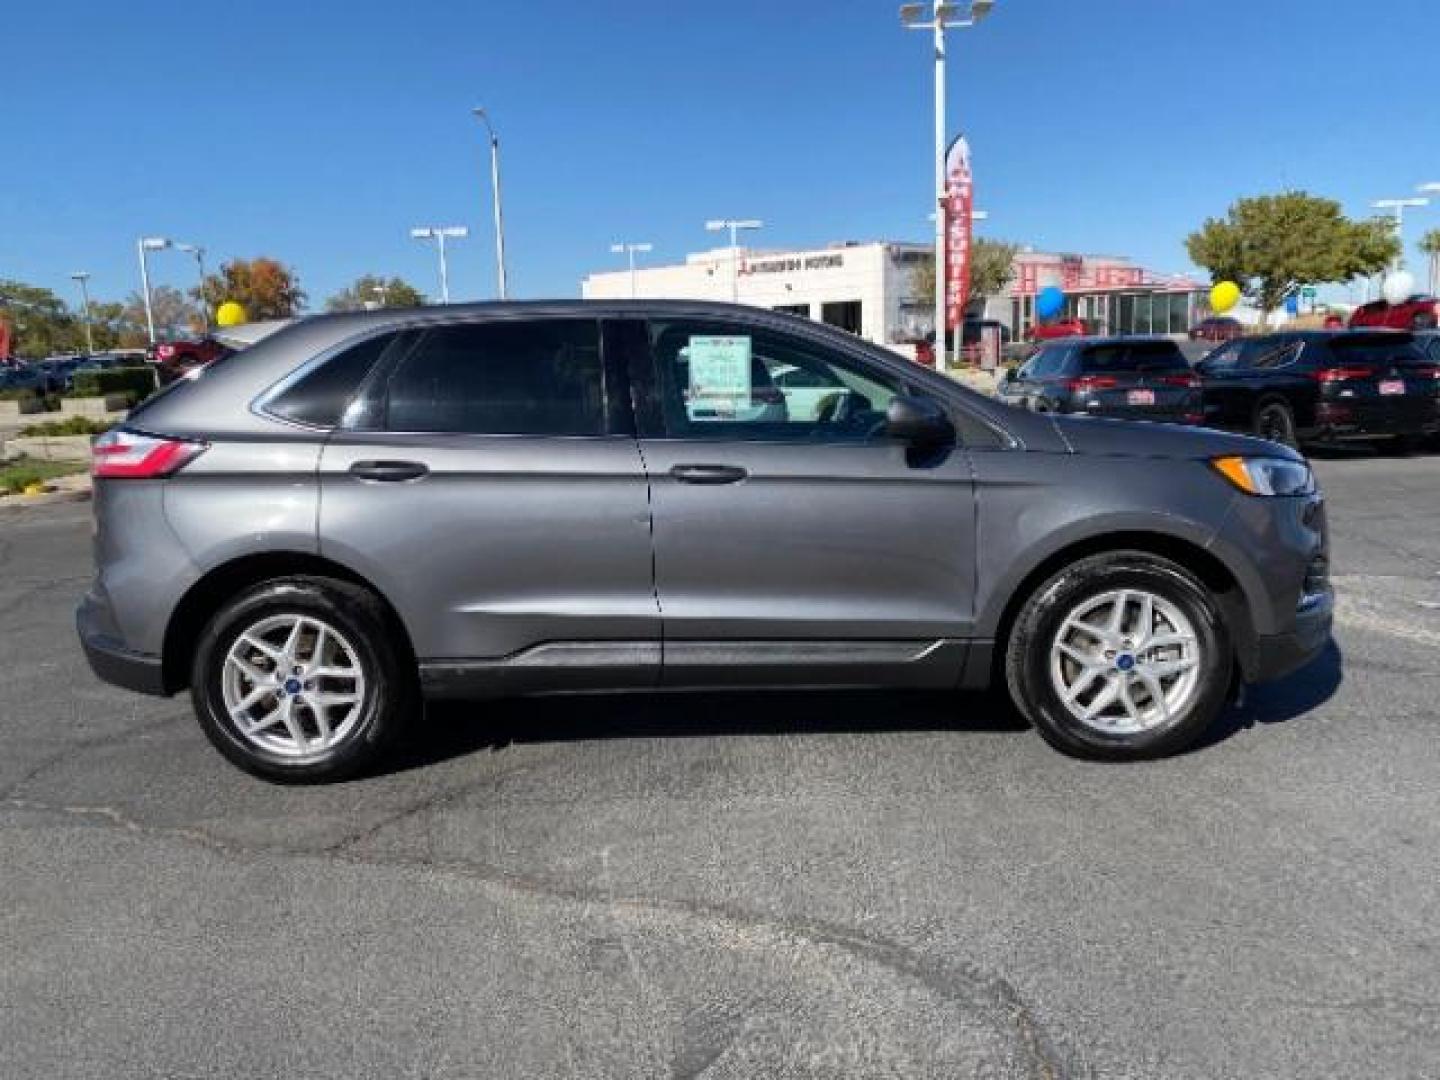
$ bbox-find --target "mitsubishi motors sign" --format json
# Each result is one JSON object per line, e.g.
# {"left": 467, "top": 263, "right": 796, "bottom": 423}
{"left": 943, "top": 134, "right": 974, "bottom": 331}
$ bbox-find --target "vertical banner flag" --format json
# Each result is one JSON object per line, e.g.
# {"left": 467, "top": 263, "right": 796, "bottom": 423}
{"left": 943, "top": 134, "right": 974, "bottom": 331}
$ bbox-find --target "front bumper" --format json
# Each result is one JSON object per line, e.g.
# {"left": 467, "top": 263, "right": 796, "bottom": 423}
{"left": 77, "top": 590, "right": 168, "bottom": 696}
{"left": 1248, "top": 589, "right": 1334, "bottom": 683}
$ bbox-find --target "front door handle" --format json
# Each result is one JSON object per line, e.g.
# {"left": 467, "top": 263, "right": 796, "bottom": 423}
{"left": 669, "top": 464, "right": 748, "bottom": 485}
{"left": 349, "top": 460, "right": 429, "bottom": 483}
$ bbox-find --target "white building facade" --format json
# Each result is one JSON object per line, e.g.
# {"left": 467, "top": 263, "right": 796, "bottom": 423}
{"left": 582, "top": 242, "right": 934, "bottom": 348}
{"left": 582, "top": 242, "right": 1206, "bottom": 348}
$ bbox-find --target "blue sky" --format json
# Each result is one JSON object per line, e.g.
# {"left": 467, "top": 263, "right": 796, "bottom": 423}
{"left": 3, "top": 0, "right": 1437, "bottom": 309}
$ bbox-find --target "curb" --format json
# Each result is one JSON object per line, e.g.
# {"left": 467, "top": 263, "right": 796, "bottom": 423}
{"left": 0, "top": 486, "right": 93, "bottom": 512}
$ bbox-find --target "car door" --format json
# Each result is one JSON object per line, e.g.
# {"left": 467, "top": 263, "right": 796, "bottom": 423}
{"left": 1197, "top": 339, "right": 1255, "bottom": 431}
{"left": 316, "top": 317, "right": 660, "bottom": 692}
{"left": 623, "top": 316, "right": 977, "bottom": 689}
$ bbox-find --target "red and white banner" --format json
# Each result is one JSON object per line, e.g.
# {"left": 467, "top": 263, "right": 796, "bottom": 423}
{"left": 943, "top": 134, "right": 974, "bottom": 330}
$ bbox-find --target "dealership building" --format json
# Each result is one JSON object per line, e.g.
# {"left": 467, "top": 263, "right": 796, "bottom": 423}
{"left": 581, "top": 241, "right": 1208, "bottom": 351}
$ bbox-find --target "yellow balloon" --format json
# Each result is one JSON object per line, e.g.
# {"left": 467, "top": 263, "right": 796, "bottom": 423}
{"left": 1210, "top": 281, "right": 1241, "bottom": 314}
{"left": 215, "top": 301, "right": 248, "bottom": 328}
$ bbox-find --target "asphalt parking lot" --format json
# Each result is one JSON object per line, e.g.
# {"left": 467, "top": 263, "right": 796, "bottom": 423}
{"left": 2, "top": 453, "right": 1438, "bottom": 1079}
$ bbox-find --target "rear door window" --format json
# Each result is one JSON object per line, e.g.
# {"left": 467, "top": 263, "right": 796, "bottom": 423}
{"left": 1328, "top": 338, "right": 1427, "bottom": 371}
{"left": 377, "top": 319, "right": 606, "bottom": 435}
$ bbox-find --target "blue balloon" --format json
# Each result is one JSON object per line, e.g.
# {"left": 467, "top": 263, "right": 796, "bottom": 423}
{"left": 1037, "top": 285, "right": 1065, "bottom": 320}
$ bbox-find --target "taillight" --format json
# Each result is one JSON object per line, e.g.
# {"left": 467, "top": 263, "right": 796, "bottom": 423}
{"left": 1316, "top": 366, "right": 1377, "bottom": 383}
{"left": 1065, "top": 375, "right": 1119, "bottom": 393}
{"left": 154, "top": 343, "right": 175, "bottom": 360}
{"left": 91, "top": 429, "right": 207, "bottom": 479}
{"left": 1157, "top": 373, "right": 1202, "bottom": 389}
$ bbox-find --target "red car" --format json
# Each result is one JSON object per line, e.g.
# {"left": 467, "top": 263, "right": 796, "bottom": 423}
{"left": 1189, "top": 317, "right": 1243, "bottom": 342}
{"left": 1349, "top": 296, "right": 1439, "bottom": 331}
{"left": 149, "top": 338, "right": 232, "bottom": 382}
{"left": 1028, "top": 318, "right": 1089, "bottom": 341}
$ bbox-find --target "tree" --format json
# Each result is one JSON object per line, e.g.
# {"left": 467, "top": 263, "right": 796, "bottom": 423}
{"left": 1420, "top": 228, "right": 1440, "bottom": 296}
{"left": 325, "top": 274, "right": 426, "bottom": 312}
{"left": 195, "top": 257, "right": 306, "bottom": 320}
{"left": 81, "top": 301, "right": 148, "bottom": 351}
{"left": 125, "top": 286, "right": 200, "bottom": 339}
{"left": 908, "top": 238, "right": 1020, "bottom": 312}
{"left": 0, "top": 279, "right": 79, "bottom": 356}
{"left": 1186, "top": 192, "right": 1398, "bottom": 323}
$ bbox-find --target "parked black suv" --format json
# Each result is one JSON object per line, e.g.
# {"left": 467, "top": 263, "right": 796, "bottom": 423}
{"left": 997, "top": 337, "right": 1202, "bottom": 426}
{"left": 1197, "top": 331, "right": 1440, "bottom": 450}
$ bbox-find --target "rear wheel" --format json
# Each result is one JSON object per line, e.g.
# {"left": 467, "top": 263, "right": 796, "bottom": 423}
{"left": 1005, "top": 553, "right": 1232, "bottom": 760}
{"left": 1254, "top": 400, "right": 1298, "bottom": 448}
{"left": 191, "top": 576, "right": 416, "bottom": 782}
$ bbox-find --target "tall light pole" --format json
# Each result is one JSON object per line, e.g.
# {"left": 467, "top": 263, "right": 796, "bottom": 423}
{"left": 1419, "top": 183, "right": 1440, "bottom": 293}
{"left": 901, "top": 0, "right": 996, "bottom": 370}
{"left": 704, "top": 219, "right": 763, "bottom": 303}
{"left": 411, "top": 226, "right": 469, "bottom": 304}
{"left": 136, "top": 237, "right": 171, "bottom": 345}
{"left": 1373, "top": 197, "right": 1429, "bottom": 273}
{"left": 610, "top": 242, "right": 653, "bottom": 298}
{"left": 175, "top": 243, "right": 208, "bottom": 331}
{"left": 69, "top": 272, "right": 94, "bottom": 354}
{"left": 472, "top": 108, "right": 509, "bottom": 299}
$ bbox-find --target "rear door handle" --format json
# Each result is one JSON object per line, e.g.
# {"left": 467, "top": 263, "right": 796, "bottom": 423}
{"left": 669, "top": 464, "right": 748, "bottom": 485}
{"left": 349, "top": 460, "right": 429, "bottom": 483}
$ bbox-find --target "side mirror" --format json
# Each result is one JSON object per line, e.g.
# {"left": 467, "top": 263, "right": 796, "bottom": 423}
{"left": 885, "top": 394, "right": 954, "bottom": 445}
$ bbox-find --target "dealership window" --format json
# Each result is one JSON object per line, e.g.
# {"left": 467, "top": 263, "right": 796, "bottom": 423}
{"left": 379, "top": 320, "right": 605, "bottom": 435}
{"left": 820, "top": 300, "right": 863, "bottom": 336}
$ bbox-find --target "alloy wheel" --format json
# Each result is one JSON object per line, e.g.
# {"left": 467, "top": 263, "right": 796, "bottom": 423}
{"left": 1048, "top": 589, "right": 1201, "bottom": 735}
{"left": 221, "top": 614, "right": 368, "bottom": 759}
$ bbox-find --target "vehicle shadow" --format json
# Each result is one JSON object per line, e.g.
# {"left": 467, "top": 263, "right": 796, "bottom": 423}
{"left": 376, "top": 640, "right": 1343, "bottom": 776}
{"left": 1195, "top": 637, "right": 1344, "bottom": 751}
{"left": 380, "top": 686, "right": 1030, "bottom": 776}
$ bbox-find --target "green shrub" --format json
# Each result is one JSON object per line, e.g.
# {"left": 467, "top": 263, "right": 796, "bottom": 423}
{"left": 0, "top": 389, "right": 60, "bottom": 410}
{"left": 70, "top": 366, "right": 157, "bottom": 402}
{"left": 0, "top": 457, "right": 87, "bottom": 495}
{"left": 18, "top": 416, "right": 111, "bottom": 437}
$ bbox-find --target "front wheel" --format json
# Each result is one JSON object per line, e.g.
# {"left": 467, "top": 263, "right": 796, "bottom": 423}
{"left": 190, "top": 576, "right": 416, "bottom": 782}
{"left": 1005, "top": 553, "right": 1233, "bottom": 760}
{"left": 1254, "top": 400, "right": 1298, "bottom": 448}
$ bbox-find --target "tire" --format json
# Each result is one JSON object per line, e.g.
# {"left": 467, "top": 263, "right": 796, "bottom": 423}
{"left": 190, "top": 576, "right": 416, "bottom": 783}
{"left": 1253, "top": 399, "right": 1298, "bottom": 448}
{"left": 1004, "top": 553, "right": 1233, "bottom": 760}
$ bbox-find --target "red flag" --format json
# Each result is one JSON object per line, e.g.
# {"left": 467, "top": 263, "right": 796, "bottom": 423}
{"left": 943, "top": 135, "right": 974, "bottom": 331}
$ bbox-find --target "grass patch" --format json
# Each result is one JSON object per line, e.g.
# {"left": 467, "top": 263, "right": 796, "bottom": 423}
{"left": 0, "top": 457, "right": 88, "bottom": 495}
{"left": 18, "top": 417, "right": 111, "bottom": 437}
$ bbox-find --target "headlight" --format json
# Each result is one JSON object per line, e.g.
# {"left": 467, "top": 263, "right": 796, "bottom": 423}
{"left": 1212, "top": 455, "right": 1315, "bottom": 497}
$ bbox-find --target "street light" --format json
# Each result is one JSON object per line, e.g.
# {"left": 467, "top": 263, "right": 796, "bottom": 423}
{"left": 136, "top": 237, "right": 172, "bottom": 345}
{"left": 704, "top": 219, "right": 764, "bottom": 302}
{"left": 1373, "top": 197, "right": 1429, "bottom": 273}
{"left": 609, "top": 242, "right": 654, "bottom": 298}
{"left": 472, "top": 108, "right": 509, "bottom": 300}
{"left": 901, "top": 0, "right": 997, "bottom": 369}
{"left": 70, "top": 272, "right": 94, "bottom": 354}
{"left": 1419, "top": 184, "right": 1440, "bottom": 293}
{"left": 174, "top": 243, "right": 208, "bottom": 331}
{"left": 411, "top": 226, "right": 470, "bottom": 304}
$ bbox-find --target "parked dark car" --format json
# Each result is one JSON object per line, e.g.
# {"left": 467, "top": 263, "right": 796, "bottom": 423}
{"left": 1349, "top": 296, "right": 1438, "bottom": 331}
{"left": 0, "top": 364, "right": 47, "bottom": 393}
{"left": 1197, "top": 331, "right": 1440, "bottom": 450}
{"left": 150, "top": 337, "right": 232, "bottom": 382}
{"left": 79, "top": 301, "right": 1332, "bottom": 780}
{"left": 996, "top": 337, "right": 1202, "bottom": 426}
{"left": 1189, "top": 317, "right": 1243, "bottom": 342}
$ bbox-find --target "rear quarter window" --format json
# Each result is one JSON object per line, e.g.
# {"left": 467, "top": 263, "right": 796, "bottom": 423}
{"left": 265, "top": 331, "right": 403, "bottom": 428}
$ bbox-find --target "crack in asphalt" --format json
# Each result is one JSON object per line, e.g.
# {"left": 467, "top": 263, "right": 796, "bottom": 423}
{"left": 0, "top": 711, "right": 186, "bottom": 800}
{"left": 2, "top": 794, "right": 1074, "bottom": 1079}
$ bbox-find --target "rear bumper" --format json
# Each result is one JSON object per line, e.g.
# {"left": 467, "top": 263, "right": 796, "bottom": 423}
{"left": 1247, "top": 590, "right": 1333, "bottom": 683}
{"left": 1314, "top": 401, "right": 1440, "bottom": 440}
{"left": 76, "top": 591, "right": 168, "bottom": 696}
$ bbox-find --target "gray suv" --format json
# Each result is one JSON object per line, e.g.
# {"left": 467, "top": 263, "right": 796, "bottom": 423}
{"left": 78, "top": 301, "right": 1332, "bottom": 781}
